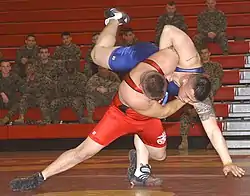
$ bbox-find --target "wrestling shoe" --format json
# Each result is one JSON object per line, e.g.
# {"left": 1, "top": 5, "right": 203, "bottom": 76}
{"left": 10, "top": 172, "right": 45, "bottom": 191}
{"left": 130, "top": 164, "right": 163, "bottom": 187}
{"left": 127, "top": 149, "right": 137, "bottom": 181}
{"left": 104, "top": 8, "right": 130, "bottom": 25}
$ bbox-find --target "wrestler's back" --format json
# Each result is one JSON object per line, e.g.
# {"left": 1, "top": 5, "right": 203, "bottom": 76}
{"left": 118, "top": 49, "right": 178, "bottom": 111}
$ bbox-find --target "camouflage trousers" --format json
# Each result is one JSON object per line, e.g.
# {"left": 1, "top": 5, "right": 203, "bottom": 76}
{"left": 50, "top": 96, "right": 85, "bottom": 121}
{"left": 193, "top": 32, "right": 228, "bottom": 53}
{"left": 0, "top": 97, "right": 20, "bottom": 119}
{"left": 19, "top": 94, "right": 51, "bottom": 122}
{"left": 85, "top": 92, "right": 113, "bottom": 113}
{"left": 180, "top": 112, "right": 200, "bottom": 136}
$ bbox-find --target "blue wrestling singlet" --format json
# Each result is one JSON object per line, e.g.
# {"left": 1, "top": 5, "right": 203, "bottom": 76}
{"left": 108, "top": 42, "right": 159, "bottom": 72}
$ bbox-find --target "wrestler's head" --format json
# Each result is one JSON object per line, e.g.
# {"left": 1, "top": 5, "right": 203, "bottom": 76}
{"left": 178, "top": 74, "right": 211, "bottom": 103}
{"left": 140, "top": 71, "right": 168, "bottom": 101}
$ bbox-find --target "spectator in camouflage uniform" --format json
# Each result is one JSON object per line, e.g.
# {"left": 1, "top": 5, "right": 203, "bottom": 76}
{"left": 83, "top": 32, "right": 100, "bottom": 79}
{"left": 0, "top": 60, "right": 24, "bottom": 125}
{"left": 193, "top": 0, "right": 228, "bottom": 54}
{"left": 155, "top": 1, "right": 187, "bottom": 46}
{"left": 178, "top": 47, "right": 224, "bottom": 150}
{"left": 50, "top": 61, "right": 87, "bottom": 123}
{"left": 85, "top": 66, "right": 121, "bottom": 123}
{"left": 35, "top": 46, "right": 66, "bottom": 82}
{"left": 14, "top": 63, "right": 54, "bottom": 124}
{"left": 14, "top": 34, "right": 40, "bottom": 78}
{"left": 52, "top": 32, "right": 82, "bottom": 71}
{"left": 120, "top": 28, "right": 138, "bottom": 46}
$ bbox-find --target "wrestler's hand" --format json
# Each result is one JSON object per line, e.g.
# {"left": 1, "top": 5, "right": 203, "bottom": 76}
{"left": 223, "top": 163, "right": 245, "bottom": 178}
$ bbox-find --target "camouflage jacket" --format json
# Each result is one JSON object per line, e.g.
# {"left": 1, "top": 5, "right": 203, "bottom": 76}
{"left": 34, "top": 58, "right": 66, "bottom": 82}
{"left": 16, "top": 45, "right": 40, "bottom": 64}
{"left": 197, "top": 9, "right": 227, "bottom": 35}
{"left": 203, "top": 61, "right": 224, "bottom": 95}
{"left": 52, "top": 44, "right": 82, "bottom": 60}
{"left": 86, "top": 71, "right": 121, "bottom": 96}
{"left": 56, "top": 71, "right": 87, "bottom": 97}
{"left": 22, "top": 74, "right": 55, "bottom": 99}
{"left": 155, "top": 12, "right": 187, "bottom": 45}
{"left": 0, "top": 73, "right": 24, "bottom": 98}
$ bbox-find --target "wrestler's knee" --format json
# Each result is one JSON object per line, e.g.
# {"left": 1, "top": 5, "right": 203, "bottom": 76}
{"left": 150, "top": 150, "right": 166, "bottom": 161}
{"left": 74, "top": 137, "right": 104, "bottom": 161}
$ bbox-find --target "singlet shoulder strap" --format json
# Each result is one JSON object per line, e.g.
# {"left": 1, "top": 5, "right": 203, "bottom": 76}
{"left": 143, "top": 59, "right": 164, "bottom": 75}
{"left": 124, "top": 74, "right": 143, "bottom": 94}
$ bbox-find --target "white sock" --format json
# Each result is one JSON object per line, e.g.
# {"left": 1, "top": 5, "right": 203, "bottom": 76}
{"left": 134, "top": 164, "right": 151, "bottom": 178}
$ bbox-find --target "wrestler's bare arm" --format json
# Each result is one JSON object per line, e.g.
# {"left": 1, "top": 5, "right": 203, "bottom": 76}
{"left": 135, "top": 98, "right": 186, "bottom": 119}
{"left": 193, "top": 98, "right": 232, "bottom": 165}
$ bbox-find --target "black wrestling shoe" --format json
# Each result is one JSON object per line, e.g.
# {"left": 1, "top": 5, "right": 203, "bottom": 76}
{"left": 10, "top": 172, "right": 45, "bottom": 191}
{"left": 104, "top": 8, "right": 130, "bottom": 25}
{"left": 129, "top": 164, "right": 163, "bottom": 187}
{"left": 127, "top": 149, "right": 137, "bottom": 181}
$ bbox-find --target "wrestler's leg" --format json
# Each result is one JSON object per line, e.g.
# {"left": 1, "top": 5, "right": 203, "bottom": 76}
{"left": 91, "top": 8, "right": 129, "bottom": 69}
{"left": 128, "top": 135, "right": 165, "bottom": 186}
{"left": 41, "top": 137, "right": 104, "bottom": 180}
{"left": 159, "top": 25, "right": 200, "bottom": 66}
{"left": 10, "top": 137, "right": 105, "bottom": 191}
{"left": 91, "top": 20, "right": 120, "bottom": 69}
{"left": 134, "top": 134, "right": 166, "bottom": 169}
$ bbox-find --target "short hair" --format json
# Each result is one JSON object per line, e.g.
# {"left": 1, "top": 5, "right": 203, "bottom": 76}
{"left": 121, "top": 27, "right": 134, "bottom": 36}
{"left": 26, "top": 34, "right": 36, "bottom": 40}
{"left": 39, "top": 46, "right": 49, "bottom": 51}
{"left": 0, "top": 59, "right": 9, "bottom": 64}
{"left": 92, "top": 32, "right": 100, "bottom": 37}
{"left": 167, "top": 1, "right": 176, "bottom": 6}
{"left": 140, "top": 71, "right": 168, "bottom": 100}
{"left": 199, "top": 44, "right": 210, "bottom": 52}
{"left": 61, "top": 32, "right": 71, "bottom": 37}
{"left": 192, "top": 74, "right": 211, "bottom": 101}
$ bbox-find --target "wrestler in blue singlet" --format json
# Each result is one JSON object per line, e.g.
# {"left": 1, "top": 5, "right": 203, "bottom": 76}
{"left": 108, "top": 42, "right": 205, "bottom": 104}
{"left": 108, "top": 42, "right": 159, "bottom": 72}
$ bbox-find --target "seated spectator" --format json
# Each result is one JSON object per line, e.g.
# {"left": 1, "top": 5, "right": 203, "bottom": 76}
{"left": 178, "top": 47, "right": 224, "bottom": 150}
{"left": 14, "top": 64, "right": 54, "bottom": 124}
{"left": 50, "top": 62, "right": 87, "bottom": 123}
{"left": 120, "top": 28, "right": 138, "bottom": 46}
{"left": 0, "top": 60, "right": 24, "bottom": 125}
{"left": 14, "top": 34, "right": 39, "bottom": 78}
{"left": 85, "top": 66, "right": 121, "bottom": 123}
{"left": 155, "top": 1, "right": 187, "bottom": 46}
{"left": 52, "top": 32, "right": 82, "bottom": 71}
{"left": 35, "top": 46, "right": 66, "bottom": 81}
{"left": 12, "top": 56, "right": 34, "bottom": 79}
{"left": 193, "top": 0, "right": 229, "bottom": 54}
{"left": 83, "top": 32, "right": 100, "bottom": 79}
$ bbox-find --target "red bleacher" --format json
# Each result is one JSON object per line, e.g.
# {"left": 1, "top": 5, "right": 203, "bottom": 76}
{"left": 0, "top": 0, "right": 249, "bottom": 138}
